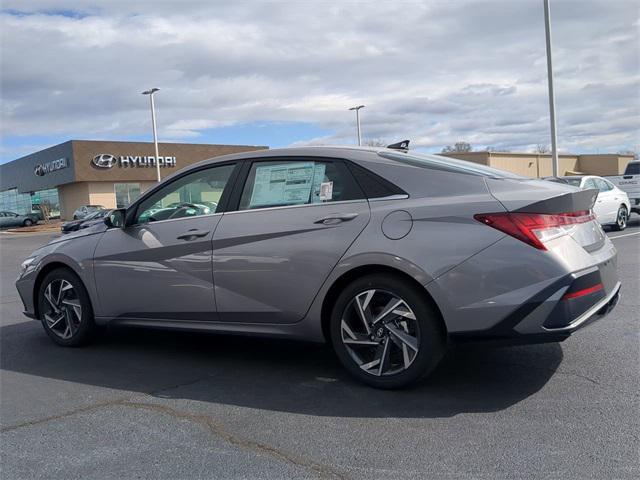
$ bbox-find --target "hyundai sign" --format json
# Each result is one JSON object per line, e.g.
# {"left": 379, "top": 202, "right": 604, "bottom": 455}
{"left": 34, "top": 157, "right": 69, "bottom": 176}
{"left": 92, "top": 154, "right": 177, "bottom": 169}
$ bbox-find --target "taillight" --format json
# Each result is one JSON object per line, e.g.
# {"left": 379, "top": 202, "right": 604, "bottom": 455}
{"left": 474, "top": 210, "right": 595, "bottom": 250}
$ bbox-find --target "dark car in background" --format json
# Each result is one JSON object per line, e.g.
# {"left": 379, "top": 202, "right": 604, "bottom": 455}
{"left": 72, "top": 205, "right": 106, "bottom": 220}
{"left": 61, "top": 209, "right": 110, "bottom": 233}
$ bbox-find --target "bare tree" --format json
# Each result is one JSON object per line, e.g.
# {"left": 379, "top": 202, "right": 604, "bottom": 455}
{"left": 441, "top": 141, "right": 472, "bottom": 153}
{"left": 535, "top": 144, "right": 550, "bottom": 154}
{"left": 618, "top": 150, "right": 639, "bottom": 160}
{"left": 364, "top": 139, "right": 387, "bottom": 147}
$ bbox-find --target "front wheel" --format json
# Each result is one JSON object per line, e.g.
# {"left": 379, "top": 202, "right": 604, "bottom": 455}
{"left": 613, "top": 205, "right": 628, "bottom": 231}
{"left": 330, "top": 274, "right": 446, "bottom": 389}
{"left": 37, "top": 268, "right": 96, "bottom": 347}
{"left": 23, "top": 218, "right": 33, "bottom": 227}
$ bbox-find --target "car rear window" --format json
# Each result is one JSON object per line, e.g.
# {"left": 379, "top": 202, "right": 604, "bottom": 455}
{"left": 378, "top": 151, "right": 524, "bottom": 178}
{"left": 625, "top": 162, "right": 639, "bottom": 175}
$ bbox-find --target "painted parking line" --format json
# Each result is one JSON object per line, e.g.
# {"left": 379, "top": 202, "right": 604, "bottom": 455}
{"left": 608, "top": 231, "right": 640, "bottom": 240}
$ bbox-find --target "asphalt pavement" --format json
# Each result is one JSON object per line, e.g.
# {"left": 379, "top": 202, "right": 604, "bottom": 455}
{"left": 1, "top": 219, "right": 638, "bottom": 479}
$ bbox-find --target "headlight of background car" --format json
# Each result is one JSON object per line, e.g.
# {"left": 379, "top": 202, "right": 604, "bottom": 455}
{"left": 19, "top": 257, "right": 37, "bottom": 276}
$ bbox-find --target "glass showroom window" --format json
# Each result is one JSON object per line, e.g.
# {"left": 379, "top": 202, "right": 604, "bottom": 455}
{"left": 31, "top": 188, "right": 60, "bottom": 218}
{"left": 115, "top": 183, "right": 142, "bottom": 208}
{"left": 0, "top": 188, "right": 32, "bottom": 214}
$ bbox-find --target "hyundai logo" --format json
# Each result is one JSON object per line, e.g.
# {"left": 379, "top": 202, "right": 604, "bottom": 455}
{"left": 34, "top": 165, "right": 45, "bottom": 176}
{"left": 92, "top": 153, "right": 117, "bottom": 169}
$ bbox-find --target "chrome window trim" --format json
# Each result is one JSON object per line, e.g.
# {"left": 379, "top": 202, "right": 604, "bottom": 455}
{"left": 368, "top": 194, "right": 410, "bottom": 202}
{"left": 225, "top": 198, "right": 367, "bottom": 216}
{"left": 128, "top": 212, "right": 223, "bottom": 228}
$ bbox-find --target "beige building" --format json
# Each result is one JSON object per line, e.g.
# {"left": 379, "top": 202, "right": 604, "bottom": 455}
{"left": 441, "top": 151, "right": 634, "bottom": 178}
{"left": 0, "top": 140, "right": 267, "bottom": 220}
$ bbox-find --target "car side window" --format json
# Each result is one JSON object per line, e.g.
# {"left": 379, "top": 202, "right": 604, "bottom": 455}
{"left": 583, "top": 178, "right": 597, "bottom": 190}
{"left": 134, "top": 163, "right": 236, "bottom": 224}
{"left": 238, "top": 160, "right": 364, "bottom": 211}
{"left": 594, "top": 178, "right": 612, "bottom": 192}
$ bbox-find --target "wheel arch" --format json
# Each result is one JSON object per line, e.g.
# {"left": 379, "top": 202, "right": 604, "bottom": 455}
{"left": 33, "top": 261, "right": 85, "bottom": 320}
{"left": 320, "top": 264, "right": 447, "bottom": 343}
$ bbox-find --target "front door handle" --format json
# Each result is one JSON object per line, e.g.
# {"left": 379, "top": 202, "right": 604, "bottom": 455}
{"left": 313, "top": 213, "right": 359, "bottom": 225}
{"left": 176, "top": 229, "right": 210, "bottom": 240}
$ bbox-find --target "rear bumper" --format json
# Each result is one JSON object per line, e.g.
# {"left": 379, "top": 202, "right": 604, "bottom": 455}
{"left": 542, "top": 281, "right": 620, "bottom": 333}
{"left": 449, "top": 257, "right": 621, "bottom": 345}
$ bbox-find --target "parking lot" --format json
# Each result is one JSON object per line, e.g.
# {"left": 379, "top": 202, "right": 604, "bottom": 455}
{"left": 1, "top": 220, "right": 638, "bottom": 479}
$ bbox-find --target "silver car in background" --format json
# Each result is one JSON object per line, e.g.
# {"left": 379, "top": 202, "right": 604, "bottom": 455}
{"left": 16, "top": 146, "right": 620, "bottom": 388}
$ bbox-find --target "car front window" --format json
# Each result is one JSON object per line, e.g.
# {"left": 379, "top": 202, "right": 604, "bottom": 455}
{"left": 134, "top": 163, "right": 235, "bottom": 224}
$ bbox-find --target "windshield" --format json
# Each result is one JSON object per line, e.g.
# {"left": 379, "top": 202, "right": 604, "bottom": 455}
{"left": 561, "top": 177, "right": 582, "bottom": 187}
{"left": 379, "top": 151, "right": 524, "bottom": 179}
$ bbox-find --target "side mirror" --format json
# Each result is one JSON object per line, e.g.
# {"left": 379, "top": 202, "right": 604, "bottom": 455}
{"left": 104, "top": 209, "right": 126, "bottom": 229}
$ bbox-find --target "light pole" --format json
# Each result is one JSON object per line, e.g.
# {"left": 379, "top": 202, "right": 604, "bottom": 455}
{"left": 349, "top": 105, "right": 365, "bottom": 146}
{"left": 543, "top": 0, "right": 559, "bottom": 177}
{"left": 142, "top": 88, "right": 161, "bottom": 182}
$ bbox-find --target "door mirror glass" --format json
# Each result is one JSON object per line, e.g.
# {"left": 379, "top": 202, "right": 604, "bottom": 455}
{"left": 104, "top": 209, "right": 126, "bottom": 229}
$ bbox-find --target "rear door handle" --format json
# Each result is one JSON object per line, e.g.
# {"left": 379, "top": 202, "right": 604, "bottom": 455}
{"left": 313, "top": 213, "right": 359, "bottom": 224}
{"left": 176, "top": 229, "right": 210, "bottom": 240}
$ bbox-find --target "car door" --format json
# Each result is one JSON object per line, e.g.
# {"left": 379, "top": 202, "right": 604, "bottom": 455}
{"left": 212, "top": 157, "right": 371, "bottom": 324}
{"left": 593, "top": 178, "right": 618, "bottom": 223}
{"left": 93, "top": 162, "right": 239, "bottom": 321}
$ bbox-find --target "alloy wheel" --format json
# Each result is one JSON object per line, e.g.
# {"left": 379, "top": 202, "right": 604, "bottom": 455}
{"left": 340, "top": 289, "right": 420, "bottom": 376}
{"left": 617, "top": 208, "right": 627, "bottom": 230}
{"left": 42, "top": 279, "right": 82, "bottom": 340}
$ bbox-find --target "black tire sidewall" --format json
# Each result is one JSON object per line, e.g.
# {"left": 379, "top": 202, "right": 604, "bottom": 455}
{"left": 38, "top": 268, "right": 95, "bottom": 347}
{"left": 615, "top": 206, "right": 627, "bottom": 231}
{"left": 329, "top": 273, "right": 445, "bottom": 389}
{"left": 23, "top": 219, "right": 33, "bottom": 227}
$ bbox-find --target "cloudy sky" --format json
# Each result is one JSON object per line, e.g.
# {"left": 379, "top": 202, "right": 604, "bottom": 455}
{"left": 1, "top": 0, "right": 638, "bottom": 163}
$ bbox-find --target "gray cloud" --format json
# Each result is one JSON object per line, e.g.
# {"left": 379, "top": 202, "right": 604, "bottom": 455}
{"left": 1, "top": 0, "right": 639, "bottom": 159}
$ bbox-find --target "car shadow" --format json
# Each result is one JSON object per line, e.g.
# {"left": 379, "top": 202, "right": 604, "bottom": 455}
{"left": 1, "top": 321, "right": 563, "bottom": 418}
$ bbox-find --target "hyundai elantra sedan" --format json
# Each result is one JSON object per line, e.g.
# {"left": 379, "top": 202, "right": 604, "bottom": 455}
{"left": 16, "top": 146, "right": 621, "bottom": 388}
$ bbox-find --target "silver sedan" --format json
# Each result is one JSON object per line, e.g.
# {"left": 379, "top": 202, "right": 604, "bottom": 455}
{"left": 15, "top": 146, "right": 621, "bottom": 388}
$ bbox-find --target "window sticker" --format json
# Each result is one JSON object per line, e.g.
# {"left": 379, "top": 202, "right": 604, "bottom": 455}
{"left": 319, "top": 181, "right": 333, "bottom": 201}
{"left": 310, "top": 163, "right": 327, "bottom": 203}
{"left": 249, "top": 162, "right": 316, "bottom": 208}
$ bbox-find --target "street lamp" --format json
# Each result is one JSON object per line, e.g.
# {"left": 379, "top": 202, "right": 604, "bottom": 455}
{"left": 543, "top": 0, "right": 559, "bottom": 177}
{"left": 349, "top": 105, "right": 365, "bottom": 146}
{"left": 142, "top": 87, "right": 161, "bottom": 182}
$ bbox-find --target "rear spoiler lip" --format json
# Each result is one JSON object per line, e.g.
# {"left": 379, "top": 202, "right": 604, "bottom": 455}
{"left": 512, "top": 188, "right": 598, "bottom": 214}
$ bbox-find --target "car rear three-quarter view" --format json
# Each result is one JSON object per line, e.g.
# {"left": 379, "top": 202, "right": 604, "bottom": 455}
{"left": 15, "top": 146, "right": 620, "bottom": 389}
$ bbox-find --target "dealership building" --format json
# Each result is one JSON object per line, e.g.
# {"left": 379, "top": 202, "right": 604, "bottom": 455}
{"left": 0, "top": 140, "right": 266, "bottom": 220}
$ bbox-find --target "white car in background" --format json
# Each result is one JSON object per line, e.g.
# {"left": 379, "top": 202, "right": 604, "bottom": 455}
{"left": 547, "top": 175, "right": 631, "bottom": 231}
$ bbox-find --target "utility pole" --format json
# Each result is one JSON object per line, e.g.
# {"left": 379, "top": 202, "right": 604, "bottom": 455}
{"left": 349, "top": 105, "right": 365, "bottom": 146}
{"left": 142, "top": 88, "right": 161, "bottom": 182}
{"left": 543, "top": 0, "right": 559, "bottom": 176}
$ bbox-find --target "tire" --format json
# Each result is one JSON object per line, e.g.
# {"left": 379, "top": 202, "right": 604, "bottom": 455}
{"left": 329, "top": 273, "right": 446, "bottom": 389}
{"left": 73, "top": 215, "right": 78, "bottom": 220}
{"left": 23, "top": 218, "right": 33, "bottom": 227}
{"left": 37, "top": 268, "right": 96, "bottom": 347}
{"left": 613, "top": 205, "right": 628, "bottom": 231}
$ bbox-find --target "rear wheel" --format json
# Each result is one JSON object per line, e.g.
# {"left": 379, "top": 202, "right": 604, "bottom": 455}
{"left": 22, "top": 218, "right": 33, "bottom": 227}
{"left": 613, "top": 205, "right": 628, "bottom": 231}
{"left": 37, "top": 268, "right": 96, "bottom": 347}
{"left": 330, "top": 274, "right": 446, "bottom": 389}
